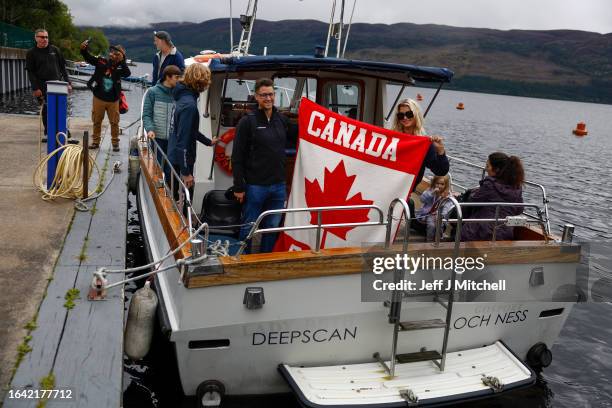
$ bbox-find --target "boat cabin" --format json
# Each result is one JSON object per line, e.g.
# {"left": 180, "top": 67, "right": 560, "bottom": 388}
{"left": 198, "top": 56, "right": 453, "bottom": 197}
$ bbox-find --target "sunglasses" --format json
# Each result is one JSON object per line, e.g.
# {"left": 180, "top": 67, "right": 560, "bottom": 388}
{"left": 396, "top": 111, "right": 414, "bottom": 120}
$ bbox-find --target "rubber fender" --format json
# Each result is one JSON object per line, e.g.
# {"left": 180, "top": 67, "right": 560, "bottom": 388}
{"left": 128, "top": 155, "right": 140, "bottom": 194}
{"left": 124, "top": 281, "right": 158, "bottom": 360}
{"left": 526, "top": 342, "right": 552, "bottom": 370}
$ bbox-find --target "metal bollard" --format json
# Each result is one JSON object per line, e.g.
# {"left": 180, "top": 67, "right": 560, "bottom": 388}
{"left": 190, "top": 238, "right": 206, "bottom": 258}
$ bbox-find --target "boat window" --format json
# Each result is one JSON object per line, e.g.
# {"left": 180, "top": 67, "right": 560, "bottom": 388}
{"left": 323, "top": 82, "right": 361, "bottom": 119}
{"left": 273, "top": 77, "right": 318, "bottom": 113}
{"left": 221, "top": 77, "right": 319, "bottom": 127}
{"left": 273, "top": 78, "right": 297, "bottom": 109}
{"left": 225, "top": 79, "right": 254, "bottom": 101}
{"left": 220, "top": 79, "right": 257, "bottom": 128}
{"left": 300, "top": 78, "right": 317, "bottom": 101}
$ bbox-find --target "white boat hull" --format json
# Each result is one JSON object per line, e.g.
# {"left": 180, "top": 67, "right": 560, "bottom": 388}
{"left": 137, "top": 176, "right": 575, "bottom": 397}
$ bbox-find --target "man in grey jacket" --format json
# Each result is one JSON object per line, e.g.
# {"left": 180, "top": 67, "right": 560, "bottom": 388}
{"left": 142, "top": 65, "right": 181, "bottom": 164}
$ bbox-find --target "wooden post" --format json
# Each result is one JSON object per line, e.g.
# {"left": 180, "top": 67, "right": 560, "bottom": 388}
{"left": 82, "top": 131, "right": 89, "bottom": 199}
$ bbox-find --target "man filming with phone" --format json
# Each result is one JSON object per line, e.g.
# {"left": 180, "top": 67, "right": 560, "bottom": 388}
{"left": 80, "top": 38, "right": 131, "bottom": 152}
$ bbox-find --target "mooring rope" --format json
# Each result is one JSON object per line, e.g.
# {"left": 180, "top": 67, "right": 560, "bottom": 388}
{"left": 34, "top": 132, "right": 101, "bottom": 201}
{"left": 33, "top": 131, "right": 123, "bottom": 211}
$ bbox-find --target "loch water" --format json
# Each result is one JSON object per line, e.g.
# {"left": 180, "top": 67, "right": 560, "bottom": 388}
{"left": 3, "top": 65, "right": 611, "bottom": 406}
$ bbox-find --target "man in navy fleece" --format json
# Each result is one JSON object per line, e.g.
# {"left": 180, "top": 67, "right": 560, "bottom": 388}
{"left": 152, "top": 31, "right": 185, "bottom": 85}
{"left": 167, "top": 63, "right": 215, "bottom": 206}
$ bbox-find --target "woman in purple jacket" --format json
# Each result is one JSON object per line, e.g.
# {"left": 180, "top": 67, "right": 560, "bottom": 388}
{"left": 460, "top": 152, "right": 525, "bottom": 241}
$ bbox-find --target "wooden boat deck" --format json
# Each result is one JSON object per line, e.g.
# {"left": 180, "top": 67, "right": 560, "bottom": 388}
{"left": 139, "top": 145, "right": 580, "bottom": 290}
{"left": 185, "top": 240, "right": 581, "bottom": 288}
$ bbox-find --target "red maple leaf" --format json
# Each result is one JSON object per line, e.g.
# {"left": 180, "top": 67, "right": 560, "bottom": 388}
{"left": 304, "top": 160, "right": 374, "bottom": 248}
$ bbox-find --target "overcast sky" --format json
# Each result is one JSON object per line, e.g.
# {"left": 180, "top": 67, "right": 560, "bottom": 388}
{"left": 64, "top": 0, "right": 612, "bottom": 34}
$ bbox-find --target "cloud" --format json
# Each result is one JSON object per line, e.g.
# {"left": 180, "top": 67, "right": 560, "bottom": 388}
{"left": 64, "top": 0, "right": 612, "bottom": 34}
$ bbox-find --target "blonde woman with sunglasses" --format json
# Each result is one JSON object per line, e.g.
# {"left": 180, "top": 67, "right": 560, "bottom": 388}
{"left": 393, "top": 98, "right": 449, "bottom": 186}
{"left": 393, "top": 98, "right": 450, "bottom": 230}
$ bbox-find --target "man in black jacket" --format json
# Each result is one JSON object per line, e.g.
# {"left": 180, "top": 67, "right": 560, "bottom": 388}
{"left": 232, "top": 78, "right": 296, "bottom": 253}
{"left": 80, "top": 41, "right": 131, "bottom": 151}
{"left": 25, "top": 29, "right": 71, "bottom": 142}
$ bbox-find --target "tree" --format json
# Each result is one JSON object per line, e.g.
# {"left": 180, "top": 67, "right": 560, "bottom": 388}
{"left": 77, "top": 28, "right": 109, "bottom": 57}
{"left": 0, "top": 0, "right": 108, "bottom": 59}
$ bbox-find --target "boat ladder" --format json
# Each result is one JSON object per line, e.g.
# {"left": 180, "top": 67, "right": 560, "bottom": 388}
{"left": 374, "top": 197, "right": 464, "bottom": 379}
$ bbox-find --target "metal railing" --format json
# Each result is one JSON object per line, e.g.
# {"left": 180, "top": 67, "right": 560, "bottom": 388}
{"left": 142, "top": 135, "right": 196, "bottom": 236}
{"left": 433, "top": 200, "right": 549, "bottom": 245}
{"left": 226, "top": 194, "right": 548, "bottom": 260}
{"left": 385, "top": 198, "right": 411, "bottom": 252}
{"left": 446, "top": 154, "right": 551, "bottom": 235}
{"left": 139, "top": 84, "right": 196, "bottom": 235}
{"left": 234, "top": 204, "right": 387, "bottom": 258}
{"left": 434, "top": 196, "right": 462, "bottom": 371}
{"left": 384, "top": 198, "right": 411, "bottom": 377}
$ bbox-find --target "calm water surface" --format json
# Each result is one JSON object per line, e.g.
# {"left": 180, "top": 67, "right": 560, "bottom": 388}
{"left": 3, "top": 66, "right": 611, "bottom": 406}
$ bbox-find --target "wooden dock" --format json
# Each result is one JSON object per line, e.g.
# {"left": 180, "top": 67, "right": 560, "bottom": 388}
{"left": 4, "top": 128, "right": 129, "bottom": 408}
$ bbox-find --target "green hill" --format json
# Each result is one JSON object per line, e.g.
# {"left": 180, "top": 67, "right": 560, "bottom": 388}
{"left": 91, "top": 19, "right": 612, "bottom": 103}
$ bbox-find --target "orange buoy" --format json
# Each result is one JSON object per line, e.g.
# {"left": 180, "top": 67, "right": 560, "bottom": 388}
{"left": 572, "top": 122, "right": 588, "bottom": 136}
{"left": 456, "top": 102, "right": 465, "bottom": 110}
{"left": 416, "top": 93, "right": 423, "bottom": 101}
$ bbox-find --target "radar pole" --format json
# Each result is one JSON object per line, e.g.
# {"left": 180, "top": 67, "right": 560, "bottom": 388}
{"left": 236, "top": 0, "right": 259, "bottom": 55}
{"left": 325, "top": 0, "right": 355, "bottom": 58}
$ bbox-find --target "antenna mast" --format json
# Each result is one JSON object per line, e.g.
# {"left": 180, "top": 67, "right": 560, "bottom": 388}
{"left": 341, "top": 0, "right": 356, "bottom": 58}
{"left": 325, "top": 0, "right": 352, "bottom": 58}
{"left": 230, "top": 0, "right": 234, "bottom": 52}
{"left": 324, "top": 0, "right": 336, "bottom": 57}
{"left": 236, "top": 0, "right": 259, "bottom": 55}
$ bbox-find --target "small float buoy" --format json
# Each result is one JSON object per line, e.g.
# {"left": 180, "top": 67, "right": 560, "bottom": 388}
{"left": 572, "top": 122, "right": 588, "bottom": 136}
{"left": 456, "top": 102, "right": 465, "bottom": 110}
{"left": 416, "top": 93, "right": 423, "bottom": 101}
{"left": 124, "top": 281, "right": 158, "bottom": 360}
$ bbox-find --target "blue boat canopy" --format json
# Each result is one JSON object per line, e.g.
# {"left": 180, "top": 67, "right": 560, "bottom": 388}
{"left": 208, "top": 55, "right": 453, "bottom": 83}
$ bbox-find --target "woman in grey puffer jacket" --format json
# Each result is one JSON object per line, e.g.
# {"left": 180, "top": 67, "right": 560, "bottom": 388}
{"left": 460, "top": 152, "right": 525, "bottom": 241}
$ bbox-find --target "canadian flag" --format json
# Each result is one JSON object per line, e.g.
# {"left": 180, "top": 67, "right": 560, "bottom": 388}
{"left": 275, "top": 98, "right": 431, "bottom": 251}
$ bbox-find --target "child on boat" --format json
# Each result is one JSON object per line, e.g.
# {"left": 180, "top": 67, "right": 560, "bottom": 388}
{"left": 416, "top": 175, "right": 452, "bottom": 241}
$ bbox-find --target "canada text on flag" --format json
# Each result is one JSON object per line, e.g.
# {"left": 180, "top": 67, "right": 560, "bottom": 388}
{"left": 274, "top": 98, "right": 431, "bottom": 251}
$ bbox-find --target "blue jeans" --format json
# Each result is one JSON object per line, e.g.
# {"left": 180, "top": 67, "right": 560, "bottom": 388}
{"left": 239, "top": 183, "right": 286, "bottom": 253}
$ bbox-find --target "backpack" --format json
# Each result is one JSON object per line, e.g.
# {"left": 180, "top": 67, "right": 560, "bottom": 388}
{"left": 119, "top": 91, "right": 129, "bottom": 114}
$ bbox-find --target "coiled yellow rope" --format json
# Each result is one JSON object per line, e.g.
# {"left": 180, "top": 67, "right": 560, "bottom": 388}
{"left": 34, "top": 132, "right": 101, "bottom": 201}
